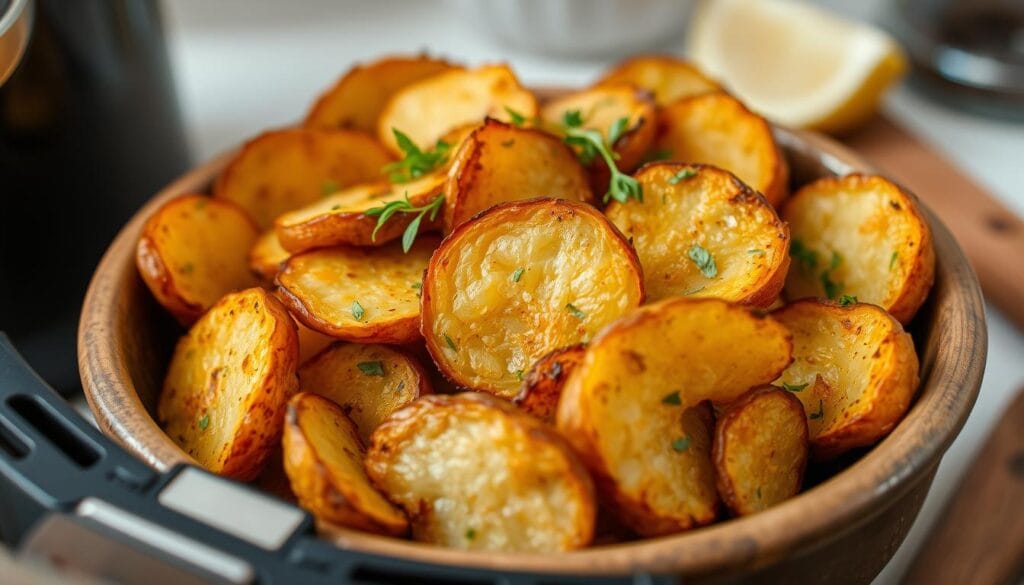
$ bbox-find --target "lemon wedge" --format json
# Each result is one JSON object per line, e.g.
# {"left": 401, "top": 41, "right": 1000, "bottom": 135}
{"left": 687, "top": 0, "right": 907, "bottom": 134}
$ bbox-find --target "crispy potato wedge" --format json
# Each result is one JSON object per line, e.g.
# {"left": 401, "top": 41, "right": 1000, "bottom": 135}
{"left": 772, "top": 300, "right": 919, "bottom": 459}
{"left": 158, "top": 288, "right": 299, "bottom": 481}
{"left": 275, "top": 174, "right": 443, "bottom": 253}
{"left": 284, "top": 392, "right": 408, "bottom": 536}
{"left": 295, "top": 320, "right": 335, "bottom": 365}
{"left": 299, "top": 342, "right": 431, "bottom": 444}
{"left": 540, "top": 84, "right": 657, "bottom": 175}
{"left": 137, "top": 195, "right": 260, "bottom": 325}
{"left": 556, "top": 298, "right": 793, "bottom": 535}
{"left": 277, "top": 236, "right": 438, "bottom": 343}
{"left": 606, "top": 163, "right": 789, "bottom": 305}
{"left": 249, "top": 229, "right": 290, "bottom": 281}
{"left": 512, "top": 344, "right": 586, "bottom": 424}
{"left": 365, "top": 393, "right": 596, "bottom": 551}
{"left": 595, "top": 55, "right": 721, "bottom": 106}
{"left": 443, "top": 119, "right": 593, "bottom": 231}
{"left": 713, "top": 386, "right": 808, "bottom": 516}
{"left": 422, "top": 199, "right": 644, "bottom": 398}
{"left": 655, "top": 92, "right": 788, "bottom": 207}
{"left": 304, "top": 55, "right": 458, "bottom": 132}
{"left": 377, "top": 65, "right": 537, "bottom": 154}
{"left": 782, "top": 174, "right": 935, "bottom": 324}
{"left": 214, "top": 129, "right": 392, "bottom": 228}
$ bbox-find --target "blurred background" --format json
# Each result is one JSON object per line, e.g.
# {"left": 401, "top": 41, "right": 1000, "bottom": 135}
{"left": 1, "top": 0, "right": 1022, "bottom": 583}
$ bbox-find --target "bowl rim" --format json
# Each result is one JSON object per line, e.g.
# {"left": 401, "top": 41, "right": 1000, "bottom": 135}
{"left": 78, "top": 126, "right": 987, "bottom": 577}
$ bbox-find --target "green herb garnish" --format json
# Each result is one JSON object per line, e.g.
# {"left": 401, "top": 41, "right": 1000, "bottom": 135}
{"left": 671, "top": 436, "right": 691, "bottom": 452}
{"left": 444, "top": 334, "right": 458, "bottom": 352}
{"left": 565, "top": 303, "right": 586, "bottom": 320}
{"left": 688, "top": 244, "right": 717, "bottom": 278}
{"left": 321, "top": 179, "right": 339, "bottom": 196}
{"left": 809, "top": 399, "right": 825, "bottom": 420}
{"left": 890, "top": 250, "right": 899, "bottom": 270}
{"left": 607, "top": 116, "right": 629, "bottom": 145}
{"left": 505, "top": 106, "right": 527, "bottom": 126}
{"left": 790, "top": 239, "right": 818, "bottom": 270}
{"left": 661, "top": 391, "right": 682, "bottom": 405}
{"left": 351, "top": 300, "right": 365, "bottom": 321}
{"left": 559, "top": 110, "right": 643, "bottom": 204}
{"left": 747, "top": 249, "right": 766, "bottom": 256}
{"left": 512, "top": 267, "right": 525, "bottom": 283}
{"left": 357, "top": 361, "right": 385, "bottom": 376}
{"left": 838, "top": 294, "right": 858, "bottom": 307}
{"left": 382, "top": 129, "right": 451, "bottom": 184}
{"left": 819, "top": 251, "right": 844, "bottom": 299}
{"left": 465, "top": 527, "right": 477, "bottom": 541}
{"left": 198, "top": 414, "right": 209, "bottom": 431}
{"left": 782, "top": 382, "right": 808, "bottom": 393}
{"left": 515, "top": 369, "right": 524, "bottom": 382}
{"left": 364, "top": 193, "right": 444, "bottom": 252}
{"left": 668, "top": 168, "right": 697, "bottom": 184}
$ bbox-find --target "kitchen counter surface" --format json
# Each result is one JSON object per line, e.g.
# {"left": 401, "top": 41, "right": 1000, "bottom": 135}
{"left": 160, "top": 1, "right": 1024, "bottom": 582}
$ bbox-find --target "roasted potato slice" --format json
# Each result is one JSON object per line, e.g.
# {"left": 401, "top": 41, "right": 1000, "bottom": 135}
{"left": 595, "top": 55, "right": 721, "bottom": 106}
{"left": 377, "top": 65, "right": 537, "bottom": 155}
{"left": 277, "top": 236, "right": 438, "bottom": 343}
{"left": 422, "top": 199, "right": 644, "bottom": 398}
{"left": 214, "top": 129, "right": 392, "bottom": 228}
{"left": 249, "top": 229, "right": 290, "bottom": 281}
{"left": 556, "top": 298, "right": 793, "bottom": 535}
{"left": 512, "top": 344, "right": 586, "bottom": 424}
{"left": 443, "top": 119, "right": 593, "bottom": 231}
{"left": 158, "top": 288, "right": 299, "bottom": 481}
{"left": 655, "top": 92, "right": 788, "bottom": 207}
{"left": 772, "top": 299, "right": 919, "bottom": 459}
{"left": 295, "top": 320, "right": 334, "bottom": 365}
{"left": 540, "top": 84, "right": 657, "bottom": 174}
{"left": 275, "top": 174, "right": 444, "bottom": 253}
{"left": 713, "top": 386, "right": 808, "bottom": 516}
{"left": 365, "top": 393, "right": 596, "bottom": 551}
{"left": 137, "top": 195, "right": 260, "bottom": 325}
{"left": 299, "top": 342, "right": 431, "bottom": 444}
{"left": 606, "top": 163, "right": 789, "bottom": 305}
{"left": 782, "top": 174, "right": 935, "bottom": 324}
{"left": 304, "top": 55, "right": 457, "bottom": 132}
{"left": 284, "top": 392, "right": 408, "bottom": 536}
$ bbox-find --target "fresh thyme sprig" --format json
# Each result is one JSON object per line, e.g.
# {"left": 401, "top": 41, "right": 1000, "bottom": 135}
{"left": 559, "top": 109, "right": 643, "bottom": 205}
{"left": 382, "top": 128, "right": 451, "bottom": 184}
{"left": 364, "top": 193, "right": 444, "bottom": 252}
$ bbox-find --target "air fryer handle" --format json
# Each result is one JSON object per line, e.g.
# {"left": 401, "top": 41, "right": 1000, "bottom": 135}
{"left": 0, "top": 335, "right": 674, "bottom": 585}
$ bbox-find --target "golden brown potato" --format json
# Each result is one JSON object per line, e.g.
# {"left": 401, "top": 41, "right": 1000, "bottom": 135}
{"left": 540, "top": 84, "right": 657, "bottom": 174}
{"left": 377, "top": 65, "right": 537, "bottom": 155}
{"left": 283, "top": 392, "right": 408, "bottom": 536}
{"left": 421, "top": 199, "right": 644, "bottom": 398}
{"left": 274, "top": 174, "right": 444, "bottom": 253}
{"left": 772, "top": 299, "right": 919, "bottom": 459}
{"left": 443, "top": 119, "right": 593, "bottom": 231}
{"left": 713, "top": 386, "right": 808, "bottom": 516}
{"left": 299, "top": 342, "right": 431, "bottom": 444}
{"left": 605, "top": 163, "right": 789, "bottom": 305}
{"left": 158, "top": 288, "right": 299, "bottom": 481}
{"left": 276, "top": 236, "right": 438, "bottom": 344}
{"left": 295, "top": 320, "right": 335, "bottom": 365}
{"left": 249, "top": 229, "right": 290, "bottom": 281}
{"left": 655, "top": 92, "right": 789, "bottom": 207}
{"left": 304, "top": 55, "right": 458, "bottom": 132}
{"left": 782, "top": 174, "right": 935, "bottom": 324}
{"left": 365, "top": 393, "right": 595, "bottom": 551}
{"left": 512, "top": 344, "right": 586, "bottom": 424}
{"left": 214, "top": 129, "right": 392, "bottom": 228}
{"left": 595, "top": 55, "right": 721, "bottom": 106}
{"left": 137, "top": 195, "right": 260, "bottom": 325}
{"left": 556, "top": 298, "right": 793, "bottom": 535}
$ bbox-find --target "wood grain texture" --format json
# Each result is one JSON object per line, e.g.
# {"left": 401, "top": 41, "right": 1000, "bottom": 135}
{"left": 846, "top": 116, "right": 1024, "bottom": 330}
{"left": 77, "top": 122, "right": 987, "bottom": 583}
{"left": 902, "top": 388, "right": 1024, "bottom": 585}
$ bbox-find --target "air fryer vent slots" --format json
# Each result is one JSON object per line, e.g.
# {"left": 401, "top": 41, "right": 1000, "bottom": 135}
{"left": 6, "top": 394, "right": 101, "bottom": 467}
{"left": 0, "top": 416, "right": 29, "bottom": 459}
{"left": 350, "top": 565, "right": 494, "bottom": 585}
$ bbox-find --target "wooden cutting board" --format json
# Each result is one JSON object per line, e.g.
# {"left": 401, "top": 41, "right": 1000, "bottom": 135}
{"left": 844, "top": 116, "right": 1024, "bottom": 330}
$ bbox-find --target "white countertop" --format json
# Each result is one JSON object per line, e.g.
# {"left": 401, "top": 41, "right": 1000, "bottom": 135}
{"left": 160, "top": 1, "right": 1024, "bottom": 582}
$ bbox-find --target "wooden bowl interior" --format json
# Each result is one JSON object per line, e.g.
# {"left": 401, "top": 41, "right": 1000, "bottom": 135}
{"left": 79, "top": 129, "right": 986, "bottom": 579}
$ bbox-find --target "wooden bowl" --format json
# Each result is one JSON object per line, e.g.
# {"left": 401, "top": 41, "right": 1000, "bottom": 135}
{"left": 78, "top": 128, "right": 986, "bottom": 584}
